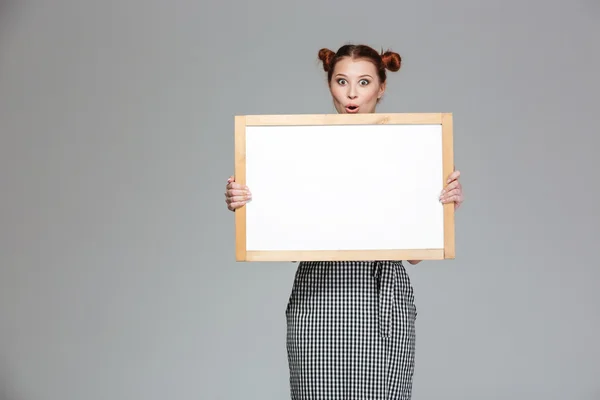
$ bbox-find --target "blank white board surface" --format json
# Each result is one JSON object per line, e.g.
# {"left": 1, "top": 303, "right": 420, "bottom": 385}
{"left": 246, "top": 124, "right": 443, "bottom": 250}
{"left": 234, "top": 113, "right": 455, "bottom": 262}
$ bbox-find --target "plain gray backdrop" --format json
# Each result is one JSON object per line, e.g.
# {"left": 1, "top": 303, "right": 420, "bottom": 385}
{"left": 1, "top": 0, "right": 598, "bottom": 399}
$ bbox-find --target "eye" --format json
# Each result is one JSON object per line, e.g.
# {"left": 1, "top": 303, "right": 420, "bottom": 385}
{"left": 359, "top": 79, "right": 369, "bottom": 86}
{"left": 337, "top": 78, "right": 347, "bottom": 85}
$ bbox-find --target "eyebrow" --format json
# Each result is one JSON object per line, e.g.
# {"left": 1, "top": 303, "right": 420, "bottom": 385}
{"left": 335, "top": 74, "right": 373, "bottom": 79}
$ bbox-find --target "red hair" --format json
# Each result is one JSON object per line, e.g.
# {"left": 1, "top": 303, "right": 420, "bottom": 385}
{"left": 318, "top": 44, "right": 401, "bottom": 84}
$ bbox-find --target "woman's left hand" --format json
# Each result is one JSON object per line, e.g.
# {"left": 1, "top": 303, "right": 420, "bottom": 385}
{"left": 440, "top": 169, "right": 464, "bottom": 210}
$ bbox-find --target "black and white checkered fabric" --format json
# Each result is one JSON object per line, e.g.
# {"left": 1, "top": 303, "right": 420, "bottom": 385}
{"left": 285, "top": 260, "right": 418, "bottom": 400}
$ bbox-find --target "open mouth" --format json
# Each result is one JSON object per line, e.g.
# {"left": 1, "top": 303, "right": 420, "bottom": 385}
{"left": 345, "top": 105, "right": 359, "bottom": 113}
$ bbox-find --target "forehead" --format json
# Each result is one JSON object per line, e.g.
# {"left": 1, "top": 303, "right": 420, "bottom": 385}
{"left": 333, "top": 57, "right": 378, "bottom": 77}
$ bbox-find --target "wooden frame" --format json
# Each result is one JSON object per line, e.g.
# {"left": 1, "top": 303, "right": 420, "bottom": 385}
{"left": 234, "top": 112, "right": 455, "bottom": 262}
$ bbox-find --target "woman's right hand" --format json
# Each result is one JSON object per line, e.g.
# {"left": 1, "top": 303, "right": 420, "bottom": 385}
{"left": 224, "top": 175, "right": 252, "bottom": 211}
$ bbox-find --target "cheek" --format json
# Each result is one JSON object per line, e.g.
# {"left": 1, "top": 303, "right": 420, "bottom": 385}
{"left": 364, "top": 88, "right": 380, "bottom": 102}
{"left": 330, "top": 87, "right": 345, "bottom": 102}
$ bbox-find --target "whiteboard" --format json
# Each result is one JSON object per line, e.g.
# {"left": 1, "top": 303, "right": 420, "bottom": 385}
{"left": 233, "top": 113, "right": 455, "bottom": 262}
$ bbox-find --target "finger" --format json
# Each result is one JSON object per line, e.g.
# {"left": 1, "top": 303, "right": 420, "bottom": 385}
{"left": 227, "top": 176, "right": 234, "bottom": 183}
{"left": 227, "top": 194, "right": 250, "bottom": 203}
{"left": 440, "top": 187, "right": 461, "bottom": 200}
{"left": 446, "top": 170, "right": 461, "bottom": 183}
{"left": 226, "top": 181, "right": 251, "bottom": 193}
{"left": 440, "top": 193, "right": 462, "bottom": 204}
{"left": 440, "top": 181, "right": 460, "bottom": 196}
{"left": 227, "top": 200, "right": 248, "bottom": 211}
{"left": 227, "top": 182, "right": 248, "bottom": 190}
{"left": 226, "top": 189, "right": 251, "bottom": 197}
{"left": 226, "top": 194, "right": 251, "bottom": 204}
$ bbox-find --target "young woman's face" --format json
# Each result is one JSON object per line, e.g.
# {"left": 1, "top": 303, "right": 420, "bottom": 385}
{"left": 329, "top": 57, "right": 386, "bottom": 114}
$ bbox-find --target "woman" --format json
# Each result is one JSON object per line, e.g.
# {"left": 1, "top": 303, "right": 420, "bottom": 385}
{"left": 224, "top": 44, "right": 464, "bottom": 400}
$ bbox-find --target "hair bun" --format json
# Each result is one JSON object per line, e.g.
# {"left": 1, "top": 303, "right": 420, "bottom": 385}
{"left": 318, "top": 48, "right": 336, "bottom": 72}
{"left": 381, "top": 50, "right": 401, "bottom": 72}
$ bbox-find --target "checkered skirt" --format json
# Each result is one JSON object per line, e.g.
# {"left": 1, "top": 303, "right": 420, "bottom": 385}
{"left": 285, "top": 260, "right": 418, "bottom": 400}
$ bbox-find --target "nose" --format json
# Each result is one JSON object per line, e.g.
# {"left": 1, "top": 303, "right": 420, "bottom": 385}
{"left": 347, "top": 85, "right": 357, "bottom": 99}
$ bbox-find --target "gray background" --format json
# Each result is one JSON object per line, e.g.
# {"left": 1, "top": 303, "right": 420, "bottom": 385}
{"left": 1, "top": 0, "right": 598, "bottom": 399}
